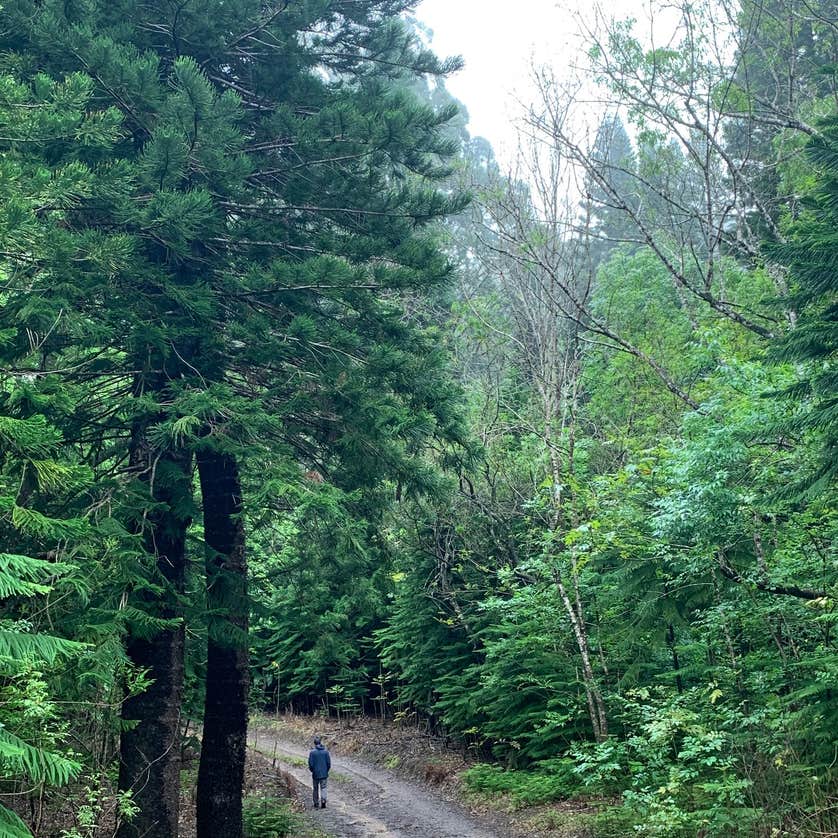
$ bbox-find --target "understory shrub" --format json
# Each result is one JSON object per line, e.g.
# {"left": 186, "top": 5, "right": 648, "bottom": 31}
{"left": 569, "top": 688, "right": 768, "bottom": 836}
{"left": 242, "top": 796, "right": 300, "bottom": 838}
{"left": 463, "top": 758, "right": 581, "bottom": 805}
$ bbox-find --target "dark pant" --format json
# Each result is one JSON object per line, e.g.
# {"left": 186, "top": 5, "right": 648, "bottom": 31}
{"left": 312, "top": 776, "right": 328, "bottom": 806}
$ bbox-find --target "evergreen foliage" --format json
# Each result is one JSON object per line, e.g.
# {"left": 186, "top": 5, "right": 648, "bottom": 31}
{"left": 0, "top": 407, "right": 86, "bottom": 831}
{"left": 2, "top": 0, "right": 469, "bottom": 833}
{"left": 768, "top": 115, "right": 838, "bottom": 493}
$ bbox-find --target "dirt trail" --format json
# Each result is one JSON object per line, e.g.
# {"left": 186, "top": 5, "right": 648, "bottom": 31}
{"left": 250, "top": 726, "right": 504, "bottom": 838}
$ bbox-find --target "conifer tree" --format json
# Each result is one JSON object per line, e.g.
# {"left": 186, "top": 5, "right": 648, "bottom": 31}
{"left": 1, "top": 2, "right": 467, "bottom": 835}
{"left": 584, "top": 114, "right": 638, "bottom": 267}
{"left": 768, "top": 115, "right": 838, "bottom": 493}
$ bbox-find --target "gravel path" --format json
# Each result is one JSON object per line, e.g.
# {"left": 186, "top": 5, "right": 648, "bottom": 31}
{"left": 250, "top": 726, "right": 504, "bottom": 838}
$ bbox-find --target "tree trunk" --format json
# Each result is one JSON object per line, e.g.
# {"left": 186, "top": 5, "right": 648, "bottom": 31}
{"left": 118, "top": 439, "right": 192, "bottom": 838}
{"left": 196, "top": 448, "right": 249, "bottom": 838}
{"left": 554, "top": 570, "right": 608, "bottom": 742}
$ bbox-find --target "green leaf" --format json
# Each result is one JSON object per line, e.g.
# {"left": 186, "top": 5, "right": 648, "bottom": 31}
{"left": 0, "top": 805, "right": 32, "bottom": 838}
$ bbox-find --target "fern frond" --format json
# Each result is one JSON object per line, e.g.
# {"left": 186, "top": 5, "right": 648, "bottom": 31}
{"left": 0, "top": 554, "right": 75, "bottom": 598}
{"left": 0, "top": 728, "right": 80, "bottom": 786}
{"left": 0, "top": 625, "right": 85, "bottom": 663}
{"left": 0, "top": 574, "right": 50, "bottom": 598}
{"left": 0, "top": 805, "right": 32, "bottom": 838}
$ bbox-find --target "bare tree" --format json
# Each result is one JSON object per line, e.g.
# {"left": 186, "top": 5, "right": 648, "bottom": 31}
{"left": 526, "top": 0, "right": 836, "bottom": 341}
{"left": 463, "top": 122, "right": 614, "bottom": 740}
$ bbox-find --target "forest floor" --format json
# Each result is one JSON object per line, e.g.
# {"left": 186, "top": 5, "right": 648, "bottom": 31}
{"left": 250, "top": 714, "right": 605, "bottom": 838}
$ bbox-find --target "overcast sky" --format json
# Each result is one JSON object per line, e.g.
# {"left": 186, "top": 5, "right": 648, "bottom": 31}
{"left": 414, "top": 1, "right": 678, "bottom": 162}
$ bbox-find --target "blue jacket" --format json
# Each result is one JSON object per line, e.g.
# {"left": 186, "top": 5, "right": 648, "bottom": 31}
{"left": 308, "top": 743, "right": 331, "bottom": 779}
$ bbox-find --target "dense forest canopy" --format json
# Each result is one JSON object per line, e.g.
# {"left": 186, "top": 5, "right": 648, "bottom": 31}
{"left": 0, "top": 1, "right": 835, "bottom": 836}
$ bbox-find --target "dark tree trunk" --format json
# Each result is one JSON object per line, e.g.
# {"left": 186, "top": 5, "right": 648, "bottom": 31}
{"left": 118, "top": 436, "right": 193, "bottom": 838}
{"left": 196, "top": 448, "right": 249, "bottom": 838}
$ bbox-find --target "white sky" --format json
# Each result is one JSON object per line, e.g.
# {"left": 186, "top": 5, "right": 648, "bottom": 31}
{"left": 414, "top": 0, "right": 679, "bottom": 163}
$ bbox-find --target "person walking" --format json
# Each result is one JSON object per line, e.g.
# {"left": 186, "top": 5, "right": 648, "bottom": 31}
{"left": 308, "top": 735, "right": 331, "bottom": 809}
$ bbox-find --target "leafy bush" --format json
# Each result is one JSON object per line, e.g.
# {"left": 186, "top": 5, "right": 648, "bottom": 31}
{"left": 569, "top": 688, "right": 765, "bottom": 837}
{"left": 242, "top": 796, "right": 300, "bottom": 838}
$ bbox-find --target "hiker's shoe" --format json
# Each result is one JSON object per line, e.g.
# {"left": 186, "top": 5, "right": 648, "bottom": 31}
{"left": 321, "top": 802, "right": 326, "bottom": 808}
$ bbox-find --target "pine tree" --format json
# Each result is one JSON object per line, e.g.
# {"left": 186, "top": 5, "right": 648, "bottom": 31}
{"left": 768, "top": 115, "right": 838, "bottom": 493}
{"left": 584, "top": 114, "right": 638, "bottom": 268}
